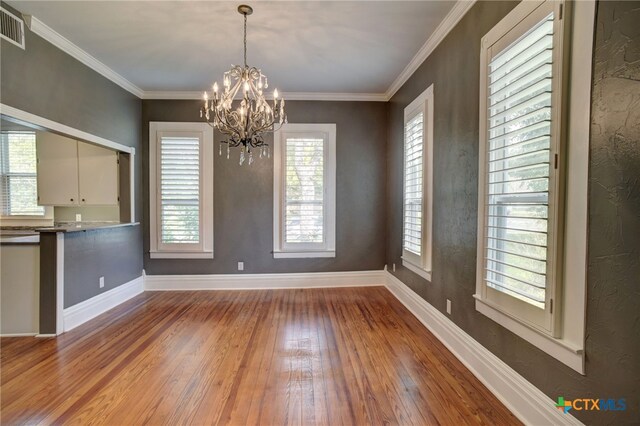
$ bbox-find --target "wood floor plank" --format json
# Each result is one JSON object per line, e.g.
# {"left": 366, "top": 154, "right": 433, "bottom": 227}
{"left": 0, "top": 287, "right": 521, "bottom": 426}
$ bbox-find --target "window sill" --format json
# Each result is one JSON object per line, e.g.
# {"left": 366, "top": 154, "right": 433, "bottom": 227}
{"left": 473, "top": 295, "right": 584, "bottom": 374}
{"left": 273, "top": 250, "right": 335, "bottom": 259}
{"left": 402, "top": 258, "right": 431, "bottom": 281}
{"left": 150, "top": 251, "right": 213, "bottom": 259}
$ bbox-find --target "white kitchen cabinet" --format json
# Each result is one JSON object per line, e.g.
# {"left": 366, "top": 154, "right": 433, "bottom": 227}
{"left": 78, "top": 142, "right": 119, "bottom": 205}
{"left": 36, "top": 132, "right": 80, "bottom": 206}
{"left": 36, "top": 132, "right": 119, "bottom": 206}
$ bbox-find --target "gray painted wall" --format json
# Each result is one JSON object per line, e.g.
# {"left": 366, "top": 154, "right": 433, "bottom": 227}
{"left": 142, "top": 100, "right": 387, "bottom": 274}
{"left": 586, "top": 1, "right": 640, "bottom": 422}
{"left": 385, "top": 1, "right": 640, "bottom": 424}
{"left": 63, "top": 226, "right": 143, "bottom": 308}
{"left": 1, "top": 2, "right": 143, "bottom": 307}
{"left": 38, "top": 233, "right": 57, "bottom": 333}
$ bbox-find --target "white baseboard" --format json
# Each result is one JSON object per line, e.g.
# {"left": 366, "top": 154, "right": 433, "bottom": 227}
{"left": 0, "top": 333, "right": 38, "bottom": 337}
{"left": 384, "top": 272, "right": 582, "bottom": 426}
{"left": 144, "top": 270, "right": 386, "bottom": 291}
{"left": 63, "top": 276, "right": 144, "bottom": 332}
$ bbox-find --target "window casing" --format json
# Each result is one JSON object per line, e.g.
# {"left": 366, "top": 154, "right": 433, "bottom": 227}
{"left": 0, "top": 131, "right": 52, "bottom": 222}
{"left": 273, "top": 123, "right": 336, "bottom": 258}
{"left": 476, "top": 0, "right": 592, "bottom": 374}
{"left": 149, "top": 122, "right": 213, "bottom": 259}
{"left": 402, "top": 85, "right": 434, "bottom": 280}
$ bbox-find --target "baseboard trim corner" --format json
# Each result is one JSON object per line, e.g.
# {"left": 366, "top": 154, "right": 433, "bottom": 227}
{"left": 144, "top": 270, "right": 386, "bottom": 291}
{"left": 384, "top": 271, "right": 583, "bottom": 426}
{"left": 63, "top": 276, "right": 144, "bottom": 332}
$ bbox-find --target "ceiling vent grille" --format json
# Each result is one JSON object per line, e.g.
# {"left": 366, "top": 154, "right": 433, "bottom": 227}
{"left": 1, "top": 7, "right": 25, "bottom": 49}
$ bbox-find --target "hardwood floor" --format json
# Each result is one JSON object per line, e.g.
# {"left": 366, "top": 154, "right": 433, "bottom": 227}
{"left": 1, "top": 287, "right": 520, "bottom": 425}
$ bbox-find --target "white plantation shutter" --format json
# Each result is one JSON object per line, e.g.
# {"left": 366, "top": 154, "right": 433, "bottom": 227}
{"left": 403, "top": 113, "right": 424, "bottom": 256}
{"left": 0, "top": 132, "right": 45, "bottom": 216}
{"left": 149, "top": 123, "right": 212, "bottom": 259}
{"left": 159, "top": 135, "right": 201, "bottom": 244}
{"left": 477, "top": 0, "right": 565, "bottom": 333}
{"left": 401, "top": 85, "right": 433, "bottom": 279}
{"left": 285, "top": 137, "right": 325, "bottom": 244}
{"left": 273, "top": 124, "right": 336, "bottom": 258}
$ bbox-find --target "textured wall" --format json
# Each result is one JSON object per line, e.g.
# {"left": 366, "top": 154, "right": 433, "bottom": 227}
{"left": 0, "top": 2, "right": 143, "bottom": 307}
{"left": 386, "top": 1, "right": 640, "bottom": 424}
{"left": 585, "top": 0, "right": 640, "bottom": 422}
{"left": 142, "top": 100, "right": 387, "bottom": 275}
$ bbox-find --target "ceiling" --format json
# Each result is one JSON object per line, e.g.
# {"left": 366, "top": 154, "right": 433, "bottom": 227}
{"left": 9, "top": 1, "right": 457, "bottom": 96}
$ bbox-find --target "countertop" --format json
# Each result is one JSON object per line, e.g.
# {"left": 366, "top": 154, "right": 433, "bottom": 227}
{"left": 1, "top": 223, "right": 139, "bottom": 243}
{"left": 35, "top": 222, "right": 140, "bottom": 233}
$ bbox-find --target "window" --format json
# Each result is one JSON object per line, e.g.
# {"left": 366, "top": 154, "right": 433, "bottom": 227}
{"left": 476, "top": 0, "right": 592, "bottom": 374}
{"left": 273, "top": 123, "right": 336, "bottom": 258}
{"left": 402, "top": 85, "right": 434, "bottom": 280}
{"left": 0, "top": 131, "right": 49, "bottom": 218}
{"left": 149, "top": 122, "right": 213, "bottom": 259}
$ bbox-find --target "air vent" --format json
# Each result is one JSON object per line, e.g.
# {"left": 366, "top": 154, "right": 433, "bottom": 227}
{"left": 1, "top": 7, "right": 25, "bottom": 49}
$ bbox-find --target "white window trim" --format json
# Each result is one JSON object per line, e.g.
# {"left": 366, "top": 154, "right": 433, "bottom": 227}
{"left": 474, "top": 0, "right": 593, "bottom": 374}
{"left": 0, "top": 130, "right": 54, "bottom": 225}
{"left": 149, "top": 122, "right": 213, "bottom": 259}
{"left": 0, "top": 207, "right": 53, "bottom": 226}
{"left": 273, "top": 123, "right": 336, "bottom": 259}
{"left": 401, "top": 84, "right": 434, "bottom": 281}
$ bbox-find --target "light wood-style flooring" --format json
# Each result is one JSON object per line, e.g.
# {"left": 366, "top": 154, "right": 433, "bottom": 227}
{"left": 1, "top": 287, "right": 520, "bottom": 425}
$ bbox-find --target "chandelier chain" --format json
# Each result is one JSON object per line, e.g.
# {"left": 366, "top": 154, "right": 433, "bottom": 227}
{"left": 243, "top": 13, "right": 247, "bottom": 68}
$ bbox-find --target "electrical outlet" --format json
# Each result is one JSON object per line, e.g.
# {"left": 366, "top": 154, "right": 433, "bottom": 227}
{"left": 238, "top": 261, "right": 244, "bottom": 271}
{"left": 99, "top": 276, "right": 105, "bottom": 288}
{"left": 75, "top": 214, "right": 82, "bottom": 222}
{"left": 446, "top": 299, "right": 452, "bottom": 315}
{"left": 393, "top": 263, "right": 396, "bottom": 272}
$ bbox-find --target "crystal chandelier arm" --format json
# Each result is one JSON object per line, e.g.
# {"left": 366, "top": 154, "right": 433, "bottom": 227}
{"left": 248, "top": 110, "right": 276, "bottom": 135}
{"left": 225, "top": 75, "right": 243, "bottom": 104}
{"left": 215, "top": 108, "right": 243, "bottom": 140}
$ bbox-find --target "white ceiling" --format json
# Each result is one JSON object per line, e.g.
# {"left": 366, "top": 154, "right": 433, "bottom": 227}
{"left": 9, "top": 1, "right": 457, "bottom": 95}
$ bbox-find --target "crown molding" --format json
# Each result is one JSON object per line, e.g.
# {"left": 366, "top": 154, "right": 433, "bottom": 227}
{"left": 23, "top": 15, "right": 145, "bottom": 98}
{"left": 143, "top": 91, "right": 387, "bottom": 102}
{"left": 384, "top": 0, "right": 477, "bottom": 100}
{"left": 280, "top": 92, "right": 387, "bottom": 102}
{"left": 22, "top": 0, "right": 476, "bottom": 103}
{"left": 142, "top": 91, "right": 203, "bottom": 100}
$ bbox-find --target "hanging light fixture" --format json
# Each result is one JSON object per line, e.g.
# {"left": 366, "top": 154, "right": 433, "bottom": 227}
{"left": 200, "top": 4, "right": 287, "bottom": 166}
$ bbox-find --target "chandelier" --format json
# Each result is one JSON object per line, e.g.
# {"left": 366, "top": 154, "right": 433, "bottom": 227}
{"left": 200, "top": 4, "right": 287, "bottom": 165}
